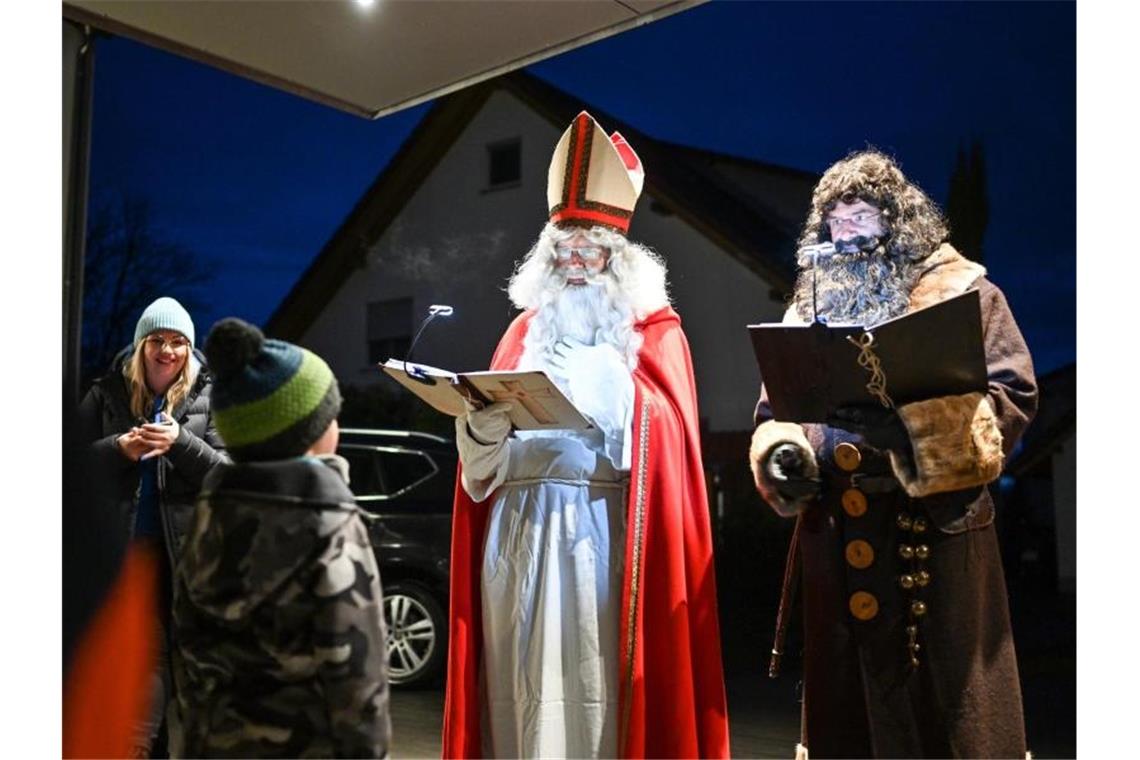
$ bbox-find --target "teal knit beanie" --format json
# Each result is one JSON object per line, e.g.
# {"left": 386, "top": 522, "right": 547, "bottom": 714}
{"left": 135, "top": 297, "right": 195, "bottom": 347}
{"left": 204, "top": 318, "right": 341, "bottom": 462}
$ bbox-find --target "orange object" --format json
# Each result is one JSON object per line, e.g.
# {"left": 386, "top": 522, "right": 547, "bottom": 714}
{"left": 63, "top": 543, "right": 158, "bottom": 759}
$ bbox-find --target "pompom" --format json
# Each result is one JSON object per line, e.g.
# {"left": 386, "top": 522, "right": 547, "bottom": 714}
{"left": 204, "top": 318, "right": 264, "bottom": 380}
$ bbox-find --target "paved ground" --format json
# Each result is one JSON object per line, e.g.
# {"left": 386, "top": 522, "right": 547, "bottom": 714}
{"left": 387, "top": 588, "right": 1074, "bottom": 759}
{"left": 389, "top": 676, "right": 800, "bottom": 759}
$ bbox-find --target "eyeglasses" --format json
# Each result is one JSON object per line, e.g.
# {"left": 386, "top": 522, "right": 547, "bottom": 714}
{"left": 825, "top": 210, "right": 882, "bottom": 231}
{"left": 553, "top": 245, "right": 607, "bottom": 263}
{"left": 144, "top": 335, "right": 191, "bottom": 353}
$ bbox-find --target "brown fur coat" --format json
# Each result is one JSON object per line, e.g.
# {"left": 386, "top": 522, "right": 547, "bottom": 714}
{"left": 750, "top": 244, "right": 1038, "bottom": 758}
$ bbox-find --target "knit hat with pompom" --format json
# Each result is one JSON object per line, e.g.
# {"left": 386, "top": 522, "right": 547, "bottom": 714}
{"left": 204, "top": 318, "right": 341, "bottom": 462}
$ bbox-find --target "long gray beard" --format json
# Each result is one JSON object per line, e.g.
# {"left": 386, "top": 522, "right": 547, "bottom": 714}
{"left": 793, "top": 248, "right": 918, "bottom": 326}
{"left": 517, "top": 276, "right": 641, "bottom": 375}
{"left": 550, "top": 285, "right": 611, "bottom": 344}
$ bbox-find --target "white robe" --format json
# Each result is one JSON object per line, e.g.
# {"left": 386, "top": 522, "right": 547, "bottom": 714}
{"left": 461, "top": 399, "right": 634, "bottom": 758}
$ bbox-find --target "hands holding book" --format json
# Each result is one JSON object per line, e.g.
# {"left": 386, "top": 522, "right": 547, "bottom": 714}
{"left": 828, "top": 404, "right": 912, "bottom": 456}
{"left": 456, "top": 401, "right": 513, "bottom": 489}
{"left": 465, "top": 401, "right": 512, "bottom": 446}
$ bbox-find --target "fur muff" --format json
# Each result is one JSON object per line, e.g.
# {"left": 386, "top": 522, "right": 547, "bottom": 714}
{"left": 749, "top": 421, "right": 819, "bottom": 516}
{"left": 887, "top": 391, "right": 1004, "bottom": 498}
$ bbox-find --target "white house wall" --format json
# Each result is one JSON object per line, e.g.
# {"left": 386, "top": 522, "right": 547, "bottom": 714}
{"left": 630, "top": 206, "right": 786, "bottom": 430}
{"left": 299, "top": 90, "right": 555, "bottom": 387}
{"left": 299, "top": 88, "right": 787, "bottom": 432}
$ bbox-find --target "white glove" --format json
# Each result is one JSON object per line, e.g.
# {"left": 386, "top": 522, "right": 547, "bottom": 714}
{"left": 455, "top": 401, "right": 512, "bottom": 500}
{"left": 464, "top": 400, "right": 512, "bottom": 446}
{"left": 547, "top": 337, "right": 634, "bottom": 447}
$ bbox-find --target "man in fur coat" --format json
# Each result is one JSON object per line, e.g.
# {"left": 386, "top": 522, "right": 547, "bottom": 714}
{"left": 749, "top": 150, "right": 1037, "bottom": 759}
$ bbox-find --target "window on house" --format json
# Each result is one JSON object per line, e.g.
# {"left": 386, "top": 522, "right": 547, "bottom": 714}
{"left": 367, "top": 297, "right": 413, "bottom": 364}
{"left": 487, "top": 138, "right": 521, "bottom": 188}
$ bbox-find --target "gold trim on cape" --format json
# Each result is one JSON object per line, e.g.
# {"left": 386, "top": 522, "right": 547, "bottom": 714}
{"left": 619, "top": 397, "right": 651, "bottom": 752}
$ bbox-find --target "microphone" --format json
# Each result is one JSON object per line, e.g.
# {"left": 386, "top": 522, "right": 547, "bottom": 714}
{"left": 798, "top": 243, "right": 835, "bottom": 324}
{"left": 403, "top": 304, "right": 454, "bottom": 380}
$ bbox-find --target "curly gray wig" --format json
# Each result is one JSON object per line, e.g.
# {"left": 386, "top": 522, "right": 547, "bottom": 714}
{"left": 793, "top": 150, "right": 951, "bottom": 325}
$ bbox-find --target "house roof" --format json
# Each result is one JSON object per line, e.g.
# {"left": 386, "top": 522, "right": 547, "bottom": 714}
{"left": 265, "top": 69, "right": 817, "bottom": 341}
{"left": 1008, "top": 362, "right": 1076, "bottom": 477}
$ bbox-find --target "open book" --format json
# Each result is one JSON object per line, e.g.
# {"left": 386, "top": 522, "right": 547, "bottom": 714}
{"left": 379, "top": 359, "right": 593, "bottom": 431}
{"left": 747, "top": 290, "right": 988, "bottom": 422}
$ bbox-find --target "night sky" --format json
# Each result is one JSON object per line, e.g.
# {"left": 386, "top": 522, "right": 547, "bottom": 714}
{"left": 87, "top": 0, "right": 1075, "bottom": 373}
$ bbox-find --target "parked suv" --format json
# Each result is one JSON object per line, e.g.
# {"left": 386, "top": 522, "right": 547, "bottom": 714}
{"left": 337, "top": 428, "right": 456, "bottom": 688}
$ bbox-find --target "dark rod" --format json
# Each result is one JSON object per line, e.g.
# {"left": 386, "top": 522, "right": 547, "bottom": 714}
{"left": 63, "top": 21, "right": 96, "bottom": 405}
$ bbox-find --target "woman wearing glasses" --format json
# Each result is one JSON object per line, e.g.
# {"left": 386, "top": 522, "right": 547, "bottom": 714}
{"left": 76, "top": 296, "right": 228, "bottom": 757}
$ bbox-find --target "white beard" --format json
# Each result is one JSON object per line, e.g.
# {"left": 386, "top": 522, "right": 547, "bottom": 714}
{"left": 517, "top": 275, "right": 642, "bottom": 380}
{"left": 550, "top": 285, "right": 608, "bottom": 344}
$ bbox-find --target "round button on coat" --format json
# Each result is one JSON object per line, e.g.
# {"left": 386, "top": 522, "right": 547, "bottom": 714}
{"left": 842, "top": 488, "right": 868, "bottom": 517}
{"left": 849, "top": 591, "right": 879, "bottom": 621}
{"left": 845, "top": 539, "right": 875, "bottom": 569}
{"left": 834, "top": 442, "right": 862, "bottom": 472}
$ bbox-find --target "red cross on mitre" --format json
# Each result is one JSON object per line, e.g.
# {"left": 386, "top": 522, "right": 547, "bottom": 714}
{"left": 547, "top": 111, "right": 645, "bottom": 235}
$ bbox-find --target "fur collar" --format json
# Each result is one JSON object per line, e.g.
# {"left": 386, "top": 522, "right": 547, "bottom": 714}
{"left": 781, "top": 243, "right": 986, "bottom": 323}
{"left": 907, "top": 243, "right": 986, "bottom": 311}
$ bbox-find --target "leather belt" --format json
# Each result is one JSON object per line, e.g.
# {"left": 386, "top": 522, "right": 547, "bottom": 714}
{"left": 848, "top": 473, "right": 900, "bottom": 494}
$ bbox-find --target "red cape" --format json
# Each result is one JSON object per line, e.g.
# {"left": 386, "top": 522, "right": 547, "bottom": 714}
{"left": 442, "top": 306, "right": 730, "bottom": 758}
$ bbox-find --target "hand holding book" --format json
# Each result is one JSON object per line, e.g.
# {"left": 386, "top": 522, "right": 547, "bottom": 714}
{"left": 379, "top": 359, "right": 593, "bottom": 431}
{"left": 828, "top": 405, "right": 911, "bottom": 454}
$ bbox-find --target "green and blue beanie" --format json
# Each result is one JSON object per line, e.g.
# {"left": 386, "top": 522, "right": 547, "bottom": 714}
{"left": 204, "top": 318, "right": 341, "bottom": 462}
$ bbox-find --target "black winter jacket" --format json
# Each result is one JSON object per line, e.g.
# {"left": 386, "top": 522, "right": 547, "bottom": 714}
{"left": 78, "top": 347, "right": 229, "bottom": 571}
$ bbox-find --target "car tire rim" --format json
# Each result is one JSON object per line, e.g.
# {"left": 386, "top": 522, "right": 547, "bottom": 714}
{"left": 384, "top": 592, "right": 436, "bottom": 683}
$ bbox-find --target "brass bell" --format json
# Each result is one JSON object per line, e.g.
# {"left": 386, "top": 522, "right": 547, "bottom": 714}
{"left": 915, "top": 544, "right": 930, "bottom": 560}
{"left": 896, "top": 513, "right": 913, "bottom": 531}
{"left": 898, "top": 544, "right": 915, "bottom": 560}
{"left": 911, "top": 600, "right": 927, "bottom": 617}
{"left": 898, "top": 574, "right": 915, "bottom": 590}
{"left": 916, "top": 570, "right": 931, "bottom": 587}
{"left": 912, "top": 517, "right": 928, "bottom": 534}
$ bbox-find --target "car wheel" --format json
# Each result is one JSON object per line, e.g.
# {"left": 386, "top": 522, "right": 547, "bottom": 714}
{"left": 383, "top": 580, "right": 446, "bottom": 688}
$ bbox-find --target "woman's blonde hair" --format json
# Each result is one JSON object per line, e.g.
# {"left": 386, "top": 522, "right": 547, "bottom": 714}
{"left": 122, "top": 337, "right": 198, "bottom": 421}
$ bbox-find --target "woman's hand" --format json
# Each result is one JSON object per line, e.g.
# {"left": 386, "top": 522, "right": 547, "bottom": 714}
{"left": 116, "top": 428, "right": 151, "bottom": 462}
{"left": 138, "top": 412, "right": 181, "bottom": 461}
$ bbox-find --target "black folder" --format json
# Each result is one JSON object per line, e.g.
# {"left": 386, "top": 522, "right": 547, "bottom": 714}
{"left": 748, "top": 290, "right": 988, "bottom": 422}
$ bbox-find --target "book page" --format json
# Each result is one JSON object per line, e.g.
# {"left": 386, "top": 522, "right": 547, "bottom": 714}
{"left": 380, "top": 360, "right": 466, "bottom": 417}
{"left": 463, "top": 371, "right": 592, "bottom": 430}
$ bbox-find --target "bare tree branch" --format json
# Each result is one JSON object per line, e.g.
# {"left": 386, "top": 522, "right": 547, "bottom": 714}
{"left": 81, "top": 193, "right": 215, "bottom": 386}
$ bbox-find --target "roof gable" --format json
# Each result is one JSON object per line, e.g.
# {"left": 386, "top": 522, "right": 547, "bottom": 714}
{"left": 266, "top": 70, "right": 815, "bottom": 340}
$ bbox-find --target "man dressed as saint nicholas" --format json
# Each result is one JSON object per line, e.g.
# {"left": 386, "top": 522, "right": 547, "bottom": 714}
{"left": 443, "top": 111, "right": 731, "bottom": 760}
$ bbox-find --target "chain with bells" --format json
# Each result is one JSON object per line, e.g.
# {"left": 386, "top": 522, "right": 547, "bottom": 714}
{"left": 835, "top": 440, "right": 932, "bottom": 669}
{"left": 896, "top": 509, "right": 931, "bottom": 668}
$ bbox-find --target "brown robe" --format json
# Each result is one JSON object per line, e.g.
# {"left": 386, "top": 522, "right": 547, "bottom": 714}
{"left": 749, "top": 245, "right": 1038, "bottom": 758}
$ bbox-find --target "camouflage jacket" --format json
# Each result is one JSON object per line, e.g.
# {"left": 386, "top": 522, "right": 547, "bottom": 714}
{"left": 169, "top": 455, "right": 391, "bottom": 758}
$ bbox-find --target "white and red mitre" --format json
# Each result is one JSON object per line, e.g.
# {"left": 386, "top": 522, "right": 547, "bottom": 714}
{"left": 547, "top": 111, "right": 645, "bottom": 235}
